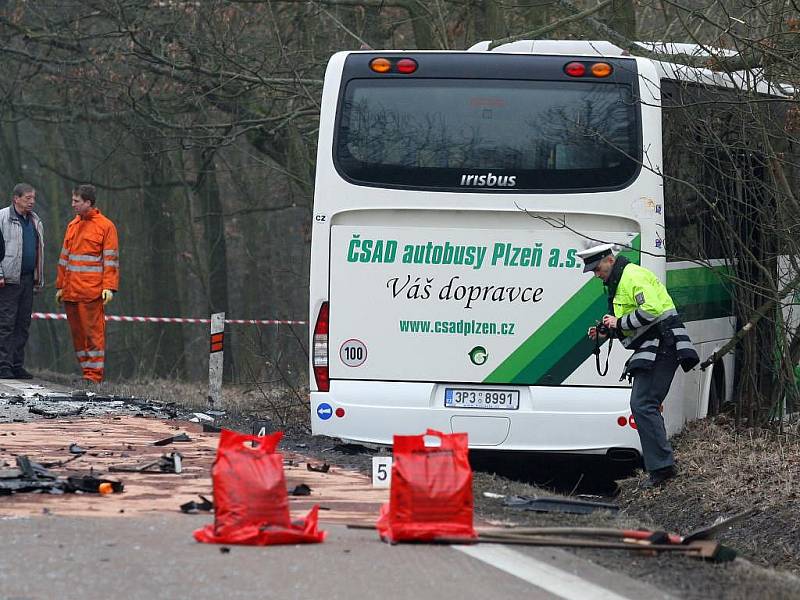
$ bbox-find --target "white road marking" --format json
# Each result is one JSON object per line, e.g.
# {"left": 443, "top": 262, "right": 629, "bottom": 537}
{"left": 454, "top": 544, "right": 632, "bottom": 600}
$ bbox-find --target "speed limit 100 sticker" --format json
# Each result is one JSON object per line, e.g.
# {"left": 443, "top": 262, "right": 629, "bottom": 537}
{"left": 340, "top": 339, "right": 367, "bottom": 367}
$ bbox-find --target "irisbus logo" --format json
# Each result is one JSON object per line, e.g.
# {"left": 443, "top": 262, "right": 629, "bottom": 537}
{"left": 459, "top": 173, "right": 517, "bottom": 187}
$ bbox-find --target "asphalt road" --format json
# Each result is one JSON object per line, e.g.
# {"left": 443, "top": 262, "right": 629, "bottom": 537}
{"left": 0, "top": 377, "right": 676, "bottom": 600}
{"left": 0, "top": 515, "right": 677, "bottom": 600}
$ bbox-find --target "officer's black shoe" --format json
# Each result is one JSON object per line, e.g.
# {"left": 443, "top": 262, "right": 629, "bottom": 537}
{"left": 12, "top": 368, "right": 34, "bottom": 380}
{"left": 641, "top": 465, "right": 677, "bottom": 489}
{"left": 0, "top": 369, "right": 15, "bottom": 379}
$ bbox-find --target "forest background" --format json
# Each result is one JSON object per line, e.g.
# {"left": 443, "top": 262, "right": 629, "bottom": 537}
{"left": 0, "top": 0, "right": 797, "bottom": 426}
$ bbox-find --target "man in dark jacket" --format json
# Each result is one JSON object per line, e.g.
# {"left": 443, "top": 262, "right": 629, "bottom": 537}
{"left": 0, "top": 183, "right": 45, "bottom": 379}
{"left": 580, "top": 244, "right": 699, "bottom": 488}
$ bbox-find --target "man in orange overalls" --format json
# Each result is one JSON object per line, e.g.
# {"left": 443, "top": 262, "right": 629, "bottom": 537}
{"left": 55, "top": 184, "right": 119, "bottom": 383}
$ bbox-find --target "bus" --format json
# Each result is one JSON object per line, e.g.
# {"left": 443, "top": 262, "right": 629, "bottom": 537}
{"left": 309, "top": 39, "right": 765, "bottom": 459}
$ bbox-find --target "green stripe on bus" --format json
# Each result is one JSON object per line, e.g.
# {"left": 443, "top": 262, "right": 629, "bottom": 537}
{"left": 667, "top": 264, "right": 733, "bottom": 321}
{"left": 514, "top": 292, "right": 608, "bottom": 384}
{"left": 484, "top": 236, "right": 640, "bottom": 385}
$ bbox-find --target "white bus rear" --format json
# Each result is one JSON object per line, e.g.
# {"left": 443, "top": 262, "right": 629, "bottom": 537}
{"left": 309, "top": 46, "right": 704, "bottom": 456}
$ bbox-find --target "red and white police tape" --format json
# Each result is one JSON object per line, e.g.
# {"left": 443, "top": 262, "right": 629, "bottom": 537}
{"left": 32, "top": 313, "right": 307, "bottom": 326}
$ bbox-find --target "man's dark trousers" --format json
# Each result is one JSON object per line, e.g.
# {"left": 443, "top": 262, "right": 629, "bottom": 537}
{"left": 0, "top": 273, "right": 34, "bottom": 374}
{"left": 630, "top": 343, "right": 680, "bottom": 472}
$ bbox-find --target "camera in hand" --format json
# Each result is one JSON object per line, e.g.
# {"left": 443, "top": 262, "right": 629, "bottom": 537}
{"left": 594, "top": 319, "right": 615, "bottom": 376}
{"left": 596, "top": 320, "right": 612, "bottom": 336}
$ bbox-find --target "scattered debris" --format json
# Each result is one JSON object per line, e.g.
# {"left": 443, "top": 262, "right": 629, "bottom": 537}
{"left": 28, "top": 406, "right": 86, "bottom": 419}
{"left": 289, "top": 483, "right": 312, "bottom": 496}
{"left": 69, "top": 443, "right": 87, "bottom": 455}
{"left": 0, "top": 455, "right": 124, "bottom": 495}
{"left": 109, "top": 452, "right": 182, "bottom": 474}
{"left": 478, "top": 525, "right": 681, "bottom": 545}
{"left": 503, "top": 495, "right": 619, "bottom": 514}
{"left": 66, "top": 475, "right": 124, "bottom": 494}
{"left": 482, "top": 491, "right": 505, "bottom": 499}
{"left": 180, "top": 494, "right": 214, "bottom": 514}
{"left": 681, "top": 508, "right": 758, "bottom": 543}
{"left": 2, "top": 390, "right": 178, "bottom": 422}
{"left": 153, "top": 433, "right": 192, "bottom": 446}
{"left": 345, "top": 522, "right": 737, "bottom": 562}
{"left": 184, "top": 410, "right": 224, "bottom": 430}
{"left": 471, "top": 512, "right": 754, "bottom": 561}
{"left": 39, "top": 454, "right": 83, "bottom": 469}
{"left": 471, "top": 533, "right": 735, "bottom": 561}
{"left": 306, "top": 462, "right": 330, "bottom": 473}
{"left": 190, "top": 412, "right": 214, "bottom": 423}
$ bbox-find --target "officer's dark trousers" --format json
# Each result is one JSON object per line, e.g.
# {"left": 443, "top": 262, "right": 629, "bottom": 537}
{"left": 0, "top": 273, "right": 34, "bottom": 374}
{"left": 630, "top": 343, "right": 679, "bottom": 473}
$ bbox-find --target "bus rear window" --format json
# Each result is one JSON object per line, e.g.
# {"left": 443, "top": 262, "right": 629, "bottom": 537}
{"left": 334, "top": 79, "right": 640, "bottom": 192}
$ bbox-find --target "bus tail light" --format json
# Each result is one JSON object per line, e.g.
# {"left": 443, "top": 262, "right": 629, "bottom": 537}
{"left": 564, "top": 61, "right": 613, "bottom": 78}
{"left": 313, "top": 302, "right": 330, "bottom": 392}
{"left": 396, "top": 58, "right": 418, "bottom": 74}
{"left": 591, "top": 62, "right": 613, "bottom": 77}
{"left": 370, "top": 57, "right": 418, "bottom": 74}
{"left": 369, "top": 58, "right": 391, "bottom": 73}
{"left": 564, "top": 62, "right": 586, "bottom": 77}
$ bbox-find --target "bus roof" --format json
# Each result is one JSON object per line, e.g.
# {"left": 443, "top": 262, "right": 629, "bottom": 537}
{"left": 468, "top": 39, "right": 790, "bottom": 96}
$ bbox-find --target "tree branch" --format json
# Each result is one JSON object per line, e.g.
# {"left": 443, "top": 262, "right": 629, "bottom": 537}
{"left": 489, "top": 0, "right": 613, "bottom": 50}
{"left": 699, "top": 270, "right": 800, "bottom": 370}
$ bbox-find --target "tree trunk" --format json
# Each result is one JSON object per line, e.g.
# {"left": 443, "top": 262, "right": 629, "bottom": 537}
{"left": 605, "top": 0, "right": 636, "bottom": 39}
{"left": 408, "top": 3, "right": 435, "bottom": 49}
{"left": 141, "top": 145, "right": 187, "bottom": 378}
{"left": 480, "top": 0, "right": 507, "bottom": 41}
{"left": 194, "top": 149, "right": 229, "bottom": 316}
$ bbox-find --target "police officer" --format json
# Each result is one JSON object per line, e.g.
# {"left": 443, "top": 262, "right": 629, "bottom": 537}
{"left": 578, "top": 243, "right": 699, "bottom": 488}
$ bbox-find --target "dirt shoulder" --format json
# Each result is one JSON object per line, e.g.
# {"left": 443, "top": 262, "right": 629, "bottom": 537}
{"left": 617, "top": 417, "right": 800, "bottom": 576}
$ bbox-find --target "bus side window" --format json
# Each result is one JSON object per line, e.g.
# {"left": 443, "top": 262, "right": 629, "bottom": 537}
{"left": 661, "top": 80, "right": 762, "bottom": 263}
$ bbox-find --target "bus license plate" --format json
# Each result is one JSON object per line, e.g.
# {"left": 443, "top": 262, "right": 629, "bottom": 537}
{"left": 444, "top": 388, "right": 519, "bottom": 410}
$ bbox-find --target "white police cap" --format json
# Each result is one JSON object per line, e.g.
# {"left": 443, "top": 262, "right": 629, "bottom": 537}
{"left": 576, "top": 243, "right": 615, "bottom": 273}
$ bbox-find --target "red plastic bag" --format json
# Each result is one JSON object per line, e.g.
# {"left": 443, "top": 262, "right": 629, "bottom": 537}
{"left": 376, "top": 429, "right": 476, "bottom": 542}
{"left": 193, "top": 429, "right": 325, "bottom": 545}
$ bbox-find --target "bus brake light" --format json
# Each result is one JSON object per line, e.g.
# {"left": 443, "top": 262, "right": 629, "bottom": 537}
{"left": 396, "top": 58, "right": 418, "bottom": 74}
{"left": 564, "top": 62, "right": 586, "bottom": 77}
{"left": 369, "top": 58, "right": 391, "bottom": 73}
{"left": 313, "top": 302, "right": 330, "bottom": 392}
